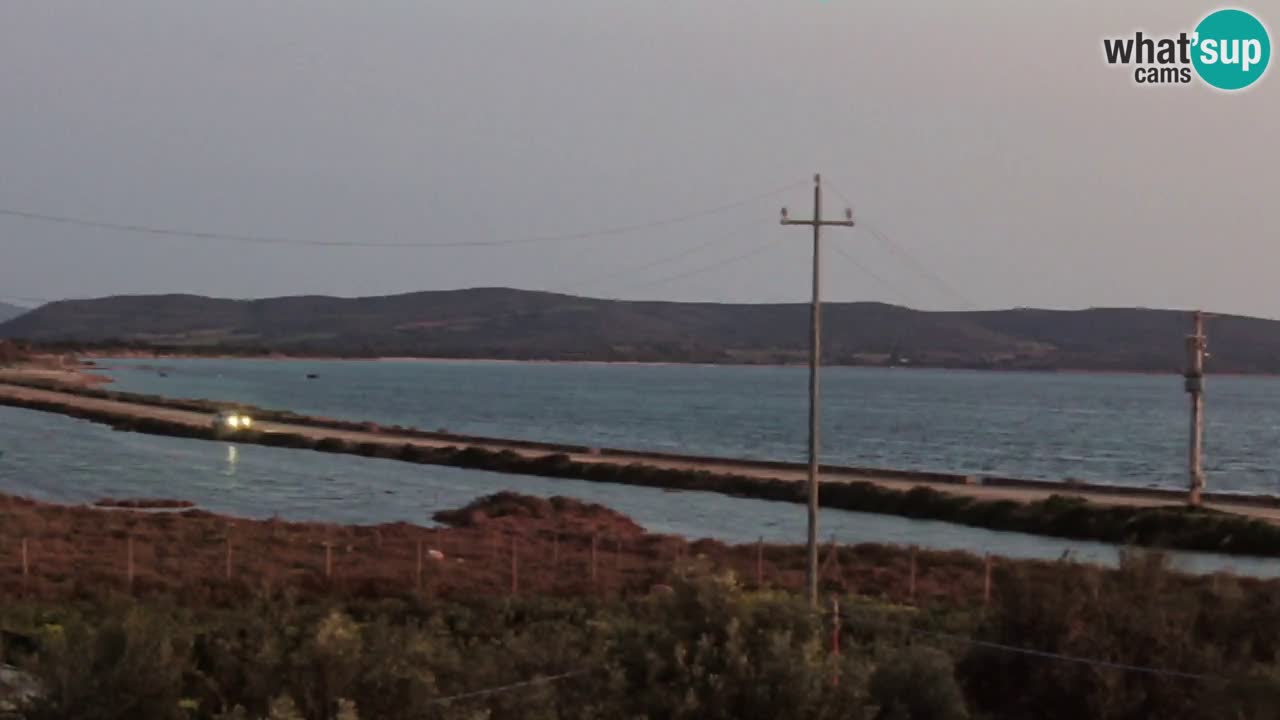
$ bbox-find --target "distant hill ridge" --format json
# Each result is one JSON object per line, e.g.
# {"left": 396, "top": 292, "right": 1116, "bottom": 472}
{"left": 0, "top": 287, "right": 1275, "bottom": 373}
{"left": 0, "top": 302, "right": 27, "bottom": 325}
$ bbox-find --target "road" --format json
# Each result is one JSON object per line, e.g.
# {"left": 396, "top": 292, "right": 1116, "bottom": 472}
{"left": 3, "top": 380, "right": 1280, "bottom": 524}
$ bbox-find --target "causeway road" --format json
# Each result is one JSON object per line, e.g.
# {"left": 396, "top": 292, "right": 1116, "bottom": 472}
{"left": 2, "top": 380, "right": 1279, "bottom": 524}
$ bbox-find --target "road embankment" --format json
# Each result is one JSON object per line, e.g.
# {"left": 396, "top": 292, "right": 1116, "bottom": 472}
{"left": 4, "top": 377, "right": 1280, "bottom": 557}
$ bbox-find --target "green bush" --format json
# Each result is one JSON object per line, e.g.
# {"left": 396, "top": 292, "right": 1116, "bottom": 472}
{"left": 602, "top": 569, "right": 869, "bottom": 720}
{"left": 22, "top": 606, "right": 188, "bottom": 720}
{"left": 958, "top": 552, "right": 1280, "bottom": 720}
{"left": 869, "top": 647, "right": 967, "bottom": 720}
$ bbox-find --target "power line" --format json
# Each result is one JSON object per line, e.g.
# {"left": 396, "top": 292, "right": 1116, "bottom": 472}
{"left": 614, "top": 236, "right": 779, "bottom": 293}
{"left": 860, "top": 224, "right": 975, "bottom": 309}
{"left": 413, "top": 607, "right": 1217, "bottom": 712}
{"left": 0, "top": 180, "right": 805, "bottom": 250}
{"left": 424, "top": 668, "right": 593, "bottom": 706}
{"left": 551, "top": 219, "right": 763, "bottom": 294}
{"left": 0, "top": 224, "right": 768, "bottom": 308}
{"left": 828, "top": 241, "right": 909, "bottom": 306}
{"left": 947, "top": 634, "right": 1215, "bottom": 680}
{"left": 838, "top": 609, "right": 1218, "bottom": 682}
{"left": 822, "top": 179, "right": 975, "bottom": 309}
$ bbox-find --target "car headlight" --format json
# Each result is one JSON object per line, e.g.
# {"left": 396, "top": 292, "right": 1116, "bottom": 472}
{"left": 241, "top": 416, "right": 253, "bottom": 428}
{"left": 227, "top": 416, "right": 241, "bottom": 428}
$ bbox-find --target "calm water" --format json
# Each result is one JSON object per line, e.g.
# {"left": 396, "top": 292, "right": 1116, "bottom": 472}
{"left": 98, "top": 358, "right": 1280, "bottom": 493}
{"left": 0, "top": 404, "right": 1275, "bottom": 577}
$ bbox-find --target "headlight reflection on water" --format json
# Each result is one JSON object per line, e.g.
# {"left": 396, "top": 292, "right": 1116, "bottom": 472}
{"left": 224, "top": 444, "right": 238, "bottom": 477}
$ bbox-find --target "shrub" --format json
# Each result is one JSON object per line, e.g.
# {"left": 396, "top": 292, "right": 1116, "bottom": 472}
{"left": 21, "top": 607, "right": 188, "bottom": 720}
{"left": 603, "top": 571, "right": 869, "bottom": 720}
{"left": 869, "top": 647, "right": 967, "bottom": 720}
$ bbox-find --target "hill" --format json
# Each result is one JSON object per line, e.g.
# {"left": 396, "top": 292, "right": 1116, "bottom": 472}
{"left": 0, "top": 302, "right": 28, "bottom": 324}
{"left": 0, "top": 288, "right": 1272, "bottom": 372}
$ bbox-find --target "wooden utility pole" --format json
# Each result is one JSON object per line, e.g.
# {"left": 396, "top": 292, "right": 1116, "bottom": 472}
{"left": 781, "top": 173, "right": 854, "bottom": 607}
{"left": 1185, "top": 310, "right": 1207, "bottom": 505}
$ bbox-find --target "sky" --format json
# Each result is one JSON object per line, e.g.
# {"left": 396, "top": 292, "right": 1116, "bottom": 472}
{"left": 0, "top": 1, "right": 1275, "bottom": 316}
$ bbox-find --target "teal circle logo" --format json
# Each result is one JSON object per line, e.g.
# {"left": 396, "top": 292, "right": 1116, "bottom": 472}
{"left": 1192, "top": 9, "right": 1271, "bottom": 90}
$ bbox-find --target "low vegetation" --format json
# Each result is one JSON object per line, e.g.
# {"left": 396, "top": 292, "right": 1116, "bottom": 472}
{"left": 2, "top": 554, "right": 1280, "bottom": 719}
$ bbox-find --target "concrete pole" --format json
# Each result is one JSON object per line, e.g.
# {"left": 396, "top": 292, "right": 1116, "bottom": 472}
{"left": 1186, "top": 310, "right": 1207, "bottom": 505}
{"left": 782, "top": 174, "right": 854, "bottom": 608}
{"left": 806, "top": 176, "right": 823, "bottom": 607}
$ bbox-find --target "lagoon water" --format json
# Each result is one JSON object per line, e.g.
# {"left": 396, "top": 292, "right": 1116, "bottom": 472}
{"left": 2, "top": 358, "right": 1279, "bottom": 576}
{"left": 99, "top": 358, "right": 1280, "bottom": 494}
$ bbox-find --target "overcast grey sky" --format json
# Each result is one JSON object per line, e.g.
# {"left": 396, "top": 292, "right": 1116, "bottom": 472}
{"left": 1, "top": 1, "right": 1274, "bottom": 315}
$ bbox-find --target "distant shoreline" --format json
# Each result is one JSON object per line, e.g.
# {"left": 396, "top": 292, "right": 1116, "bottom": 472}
{"left": 78, "top": 350, "right": 1173, "bottom": 373}
{"left": 76, "top": 352, "right": 1280, "bottom": 379}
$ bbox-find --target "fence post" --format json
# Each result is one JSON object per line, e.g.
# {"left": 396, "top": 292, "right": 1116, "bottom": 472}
{"left": 225, "top": 533, "right": 233, "bottom": 581}
{"left": 552, "top": 532, "right": 560, "bottom": 566}
{"left": 908, "top": 545, "right": 917, "bottom": 604}
{"left": 983, "top": 554, "right": 992, "bottom": 607}
{"left": 819, "top": 535, "right": 838, "bottom": 580}
{"left": 831, "top": 596, "right": 841, "bottom": 687}
{"left": 590, "top": 534, "right": 598, "bottom": 587}
{"left": 511, "top": 535, "right": 519, "bottom": 595}
{"left": 127, "top": 536, "right": 135, "bottom": 594}
{"left": 20, "top": 537, "right": 29, "bottom": 593}
{"left": 821, "top": 535, "right": 839, "bottom": 584}
{"left": 416, "top": 538, "right": 424, "bottom": 593}
{"left": 324, "top": 542, "right": 333, "bottom": 581}
{"left": 756, "top": 537, "right": 764, "bottom": 588}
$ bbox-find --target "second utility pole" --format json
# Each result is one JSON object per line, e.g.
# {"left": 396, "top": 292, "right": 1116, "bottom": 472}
{"left": 1185, "top": 310, "right": 1207, "bottom": 505}
{"left": 782, "top": 174, "right": 854, "bottom": 607}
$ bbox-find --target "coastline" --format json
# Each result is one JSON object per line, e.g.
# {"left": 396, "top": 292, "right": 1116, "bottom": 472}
{"left": 0, "top": 361, "right": 113, "bottom": 388}
{"left": 76, "top": 351, "right": 1263, "bottom": 377}
{"left": 0, "top": 488, "right": 1133, "bottom": 602}
{"left": 5, "top": 374, "right": 1280, "bottom": 557}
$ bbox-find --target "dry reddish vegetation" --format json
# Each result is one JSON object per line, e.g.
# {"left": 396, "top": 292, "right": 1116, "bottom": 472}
{"left": 0, "top": 490, "right": 1070, "bottom": 607}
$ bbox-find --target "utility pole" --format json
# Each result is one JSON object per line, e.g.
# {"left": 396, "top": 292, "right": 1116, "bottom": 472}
{"left": 1185, "top": 310, "right": 1207, "bottom": 505}
{"left": 781, "top": 173, "right": 854, "bottom": 607}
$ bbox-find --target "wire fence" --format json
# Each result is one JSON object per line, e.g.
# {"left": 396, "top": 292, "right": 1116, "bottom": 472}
{"left": 336, "top": 554, "right": 1222, "bottom": 711}
{"left": 0, "top": 509, "right": 1018, "bottom": 607}
{"left": 0, "top": 508, "right": 1244, "bottom": 711}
